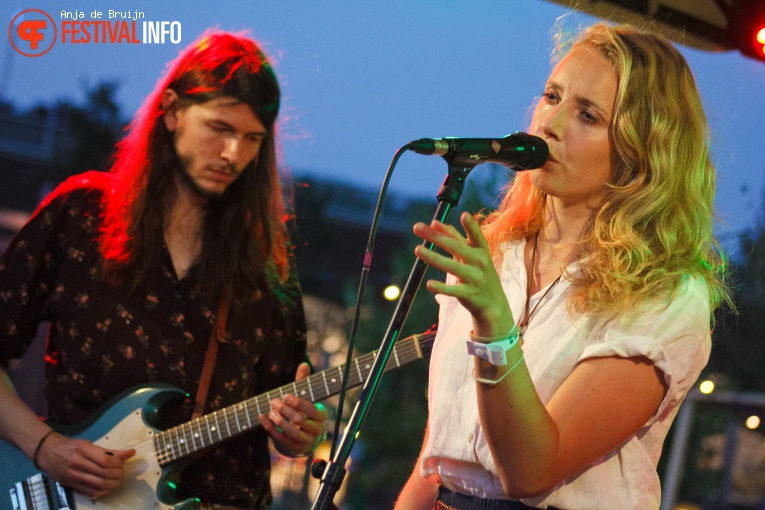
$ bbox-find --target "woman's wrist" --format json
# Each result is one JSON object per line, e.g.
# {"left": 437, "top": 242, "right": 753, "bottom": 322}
{"left": 470, "top": 305, "right": 515, "bottom": 339}
{"left": 469, "top": 323, "right": 519, "bottom": 344}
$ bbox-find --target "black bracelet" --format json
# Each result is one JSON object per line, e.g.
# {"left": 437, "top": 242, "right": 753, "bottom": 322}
{"left": 33, "top": 430, "right": 55, "bottom": 471}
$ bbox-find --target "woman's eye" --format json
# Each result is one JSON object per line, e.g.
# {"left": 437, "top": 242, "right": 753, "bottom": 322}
{"left": 581, "top": 111, "right": 597, "bottom": 123}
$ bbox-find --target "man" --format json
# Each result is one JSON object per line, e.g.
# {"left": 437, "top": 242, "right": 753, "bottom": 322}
{"left": 0, "top": 30, "right": 326, "bottom": 509}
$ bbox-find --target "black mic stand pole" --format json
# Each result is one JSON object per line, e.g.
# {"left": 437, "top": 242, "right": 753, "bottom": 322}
{"left": 310, "top": 160, "right": 477, "bottom": 510}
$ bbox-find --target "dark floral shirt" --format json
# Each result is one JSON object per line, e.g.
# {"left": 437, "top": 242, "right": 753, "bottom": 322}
{"left": 0, "top": 172, "right": 307, "bottom": 509}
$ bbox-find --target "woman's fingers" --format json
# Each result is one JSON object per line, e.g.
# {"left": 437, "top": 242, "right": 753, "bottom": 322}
{"left": 460, "top": 212, "right": 489, "bottom": 249}
{"left": 413, "top": 221, "right": 468, "bottom": 256}
{"left": 412, "top": 213, "right": 512, "bottom": 328}
{"left": 414, "top": 244, "right": 473, "bottom": 278}
{"left": 413, "top": 216, "right": 494, "bottom": 287}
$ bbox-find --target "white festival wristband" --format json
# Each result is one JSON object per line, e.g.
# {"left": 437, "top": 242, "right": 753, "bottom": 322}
{"left": 466, "top": 326, "right": 520, "bottom": 366}
{"left": 472, "top": 354, "right": 525, "bottom": 386}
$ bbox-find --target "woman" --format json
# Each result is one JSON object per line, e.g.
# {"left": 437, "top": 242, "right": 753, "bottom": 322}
{"left": 395, "top": 23, "right": 731, "bottom": 510}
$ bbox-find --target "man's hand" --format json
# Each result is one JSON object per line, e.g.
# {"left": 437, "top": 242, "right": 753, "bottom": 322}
{"left": 259, "top": 362, "right": 329, "bottom": 456}
{"left": 36, "top": 431, "right": 136, "bottom": 500}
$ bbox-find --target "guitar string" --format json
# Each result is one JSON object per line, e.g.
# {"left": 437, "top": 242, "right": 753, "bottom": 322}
{"left": 134, "top": 336, "right": 433, "bottom": 464}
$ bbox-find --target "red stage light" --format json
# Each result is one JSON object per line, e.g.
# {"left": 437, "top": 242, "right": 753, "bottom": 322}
{"left": 756, "top": 26, "right": 765, "bottom": 57}
{"left": 730, "top": 1, "right": 765, "bottom": 62}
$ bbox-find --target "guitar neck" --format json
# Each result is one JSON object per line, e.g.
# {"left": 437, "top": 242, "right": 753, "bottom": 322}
{"left": 153, "top": 332, "right": 434, "bottom": 465}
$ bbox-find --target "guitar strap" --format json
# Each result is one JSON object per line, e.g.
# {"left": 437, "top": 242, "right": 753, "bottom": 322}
{"left": 192, "top": 291, "right": 231, "bottom": 419}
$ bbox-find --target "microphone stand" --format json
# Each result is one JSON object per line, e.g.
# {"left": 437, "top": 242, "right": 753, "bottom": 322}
{"left": 310, "top": 159, "right": 478, "bottom": 510}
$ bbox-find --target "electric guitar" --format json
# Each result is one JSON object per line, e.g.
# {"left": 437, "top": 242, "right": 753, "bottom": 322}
{"left": 0, "top": 331, "right": 435, "bottom": 510}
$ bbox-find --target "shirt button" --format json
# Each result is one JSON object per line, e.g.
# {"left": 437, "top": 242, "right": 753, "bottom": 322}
{"left": 467, "top": 433, "right": 473, "bottom": 443}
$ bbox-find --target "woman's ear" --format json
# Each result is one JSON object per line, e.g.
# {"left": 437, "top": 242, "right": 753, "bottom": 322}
{"left": 161, "top": 89, "right": 180, "bottom": 132}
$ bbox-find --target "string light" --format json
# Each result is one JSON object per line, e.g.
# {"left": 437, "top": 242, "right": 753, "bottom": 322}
{"left": 699, "top": 380, "right": 715, "bottom": 394}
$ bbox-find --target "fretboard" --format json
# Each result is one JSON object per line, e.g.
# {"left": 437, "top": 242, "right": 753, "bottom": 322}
{"left": 153, "top": 331, "right": 435, "bottom": 466}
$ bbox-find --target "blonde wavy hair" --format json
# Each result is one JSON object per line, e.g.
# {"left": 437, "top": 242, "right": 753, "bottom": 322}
{"left": 481, "top": 22, "right": 732, "bottom": 318}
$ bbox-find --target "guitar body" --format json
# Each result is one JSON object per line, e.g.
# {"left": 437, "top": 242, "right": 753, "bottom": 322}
{"left": 0, "top": 383, "right": 197, "bottom": 510}
{"left": 0, "top": 331, "right": 435, "bottom": 509}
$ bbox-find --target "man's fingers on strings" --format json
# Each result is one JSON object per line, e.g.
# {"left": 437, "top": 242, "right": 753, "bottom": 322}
{"left": 258, "top": 412, "right": 287, "bottom": 438}
{"left": 283, "top": 394, "right": 319, "bottom": 419}
{"left": 294, "top": 362, "right": 311, "bottom": 382}
{"left": 265, "top": 406, "right": 309, "bottom": 441}
{"left": 93, "top": 448, "right": 127, "bottom": 470}
{"left": 271, "top": 398, "right": 311, "bottom": 430}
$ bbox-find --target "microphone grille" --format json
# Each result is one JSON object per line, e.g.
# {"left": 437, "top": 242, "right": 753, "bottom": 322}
{"left": 508, "top": 132, "right": 548, "bottom": 170}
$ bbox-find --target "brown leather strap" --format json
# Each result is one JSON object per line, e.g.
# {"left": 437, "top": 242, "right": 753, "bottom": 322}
{"left": 192, "top": 292, "right": 231, "bottom": 419}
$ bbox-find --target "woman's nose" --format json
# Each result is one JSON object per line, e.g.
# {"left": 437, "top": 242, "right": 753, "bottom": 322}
{"left": 539, "top": 106, "right": 564, "bottom": 140}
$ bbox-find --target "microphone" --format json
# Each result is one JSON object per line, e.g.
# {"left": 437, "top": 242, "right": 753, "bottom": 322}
{"left": 408, "top": 132, "right": 548, "bottom": 170}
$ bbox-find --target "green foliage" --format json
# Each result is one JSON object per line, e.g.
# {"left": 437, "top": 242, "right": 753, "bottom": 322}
{"left": 291, "top": 178, "right": 348, "bottom": 302}
{"left": 47, "top": 82, "right": 125, "bottom": 198}
{"left": 0, "top": 82, "right": 125, "bottom": 212}
{"left": 453, "top": 164, "right": 510, "bottom": 220}
{"left": 708, "top": 228, "right": 765, "bottom": 392}
{"left": 52, "top": 81, "right": 124, "bottom": 178}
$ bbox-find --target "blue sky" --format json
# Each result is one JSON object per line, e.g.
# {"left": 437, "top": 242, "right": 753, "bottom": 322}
{"left": 3, "top": 0, "right": 764, "bottom": 250}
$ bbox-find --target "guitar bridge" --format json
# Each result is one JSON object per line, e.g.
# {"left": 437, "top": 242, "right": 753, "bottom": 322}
{"left": 9, "top": 473, "right": 73, "bottom": 510}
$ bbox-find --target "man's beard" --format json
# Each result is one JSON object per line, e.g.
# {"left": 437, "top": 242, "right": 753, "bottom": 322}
{"left": 172, "top": 126, "right": 240, "bottom": 201}
{"left": 176, "top": 161, "right": 221, "bottom": 201}
{"left": 175, "top": 154, "right": 242, "bottom": 202}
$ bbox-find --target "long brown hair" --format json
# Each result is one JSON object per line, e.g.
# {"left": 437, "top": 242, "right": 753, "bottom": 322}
{"left": 100, "top": 30, "right": 292, "bottom": 305}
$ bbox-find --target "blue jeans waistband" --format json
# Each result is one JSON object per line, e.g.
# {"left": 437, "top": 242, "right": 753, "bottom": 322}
{"left": 436, "top": 486, "right": 559, "bottom": 510}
